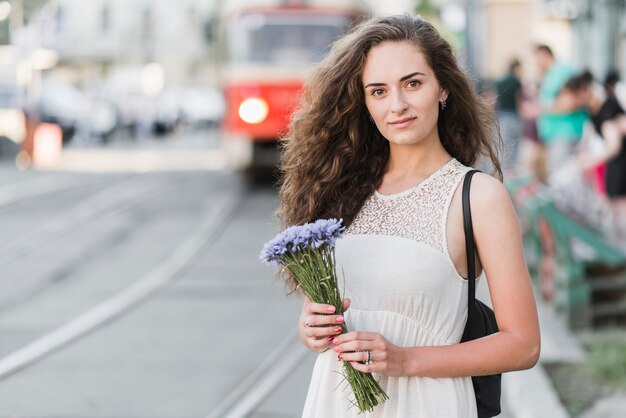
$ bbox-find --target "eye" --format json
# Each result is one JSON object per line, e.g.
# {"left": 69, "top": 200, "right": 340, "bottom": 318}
{"left": 407, "top": 79, "right": 422, "bottom": 88}
{"left": 371, "top": 88, "right": 385, "bottom": 97}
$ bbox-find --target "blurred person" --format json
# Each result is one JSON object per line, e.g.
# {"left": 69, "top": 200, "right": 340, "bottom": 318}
{"left": 279, "top": 14, "right": 540, "bottom": 417}
{"left": 559, "top": 71, "right": 607, "bottom": 195}
{"left": 495, "top": 58, "right": 523, "bottom": 171}
{"left": 535, "top": 45, "right": 587, "bottom": 183}
{"left": 569, "top": 70, "right": 626, "bottom": 243}
{"left": 543, "top": 71, "right": 609, "bottom": 231}
{"left": 516, "top": 79, "right": 548, "bottom": 181}
{"left": 552, "top": 71, "right": 596, "bottom": 116}
{"left": 542, "top": 70, "right": 626, "bottom": 240}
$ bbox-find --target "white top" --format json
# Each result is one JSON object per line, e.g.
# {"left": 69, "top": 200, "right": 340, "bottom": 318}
{"left": 302, "top": 158, "right": 477, "bottom": 418}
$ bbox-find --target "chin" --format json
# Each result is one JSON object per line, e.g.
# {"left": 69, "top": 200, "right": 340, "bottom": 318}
{"left": 384, "top": 132, "right": 421, "bottom": 146}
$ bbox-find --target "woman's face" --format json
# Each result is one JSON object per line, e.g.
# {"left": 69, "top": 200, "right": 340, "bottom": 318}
{"left": 362, "top": 41, "right": 447, "bottom": 148}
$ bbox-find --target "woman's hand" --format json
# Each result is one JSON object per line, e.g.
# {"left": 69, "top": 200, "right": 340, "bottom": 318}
{"left": 299, "top": 297, "right": 350, "bottom": 353}
{"left": 332, "top": 331, "right": 407, "bottom": 377}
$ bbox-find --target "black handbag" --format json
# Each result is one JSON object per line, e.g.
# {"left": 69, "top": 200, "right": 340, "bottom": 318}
{"left": 460, "top": 170, "right": 502, "bottom": 418}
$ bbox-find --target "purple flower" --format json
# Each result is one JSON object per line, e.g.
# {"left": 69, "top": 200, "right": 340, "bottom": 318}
{"left": 259, "top": 218, "right": 345, "bottom": 264}
{"left": 312, "top": 218, "right": 344, "bottom": 245}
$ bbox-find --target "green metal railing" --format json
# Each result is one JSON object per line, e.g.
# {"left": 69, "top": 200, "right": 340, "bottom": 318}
{"left": 507, "top": 175, "right": 626, "bottom": 329}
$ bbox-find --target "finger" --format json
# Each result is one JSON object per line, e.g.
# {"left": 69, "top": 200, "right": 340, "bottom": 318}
{"left": 342, "top": 298, "right": 351, "bottom": 312}
{"left": 332, "top": 331, "right": 377, "bottom": 345}
{"left": 305, "top": 301, "right": 337, "bottom": 315}
{"left": 334, "top": 339, "right": 369, "bottom": 354}
{"left": 337, "top": 349, "right": 370, "bottom": 363}
{"left": 348, "top": 360, "right": 376, "bottom": 374}
{"left": 308, "top": 337, "right": 333, "bottom": 352}
{"left": 303, "top": 314, "right": 345, "bottom": 328}
{"left": 305, "top": 325, "right": 344, "bottom": 339}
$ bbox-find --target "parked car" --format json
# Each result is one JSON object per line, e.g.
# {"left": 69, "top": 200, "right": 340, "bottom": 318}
{"left": 109, "top": 91, "right": 157, "bottom": 139}
{"left": 37, "top": 78, "right": 117, "bottom": 144}
{"left": 153, "top": 89, "right": 181, "bottom": 135}
{"left": 150, "top": 87, "right": 225, "bottom": 135}
{"left": 177, "top": 88, "right": 225, "bottom": 128}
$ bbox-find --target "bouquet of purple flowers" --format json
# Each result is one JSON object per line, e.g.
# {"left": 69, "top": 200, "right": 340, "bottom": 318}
{"left": 260, "top": 218, "right": 388, "bottom": 413}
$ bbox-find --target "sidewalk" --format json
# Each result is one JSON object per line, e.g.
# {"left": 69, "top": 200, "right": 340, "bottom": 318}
{"left": 502, "top": 293, "right": 626, "bottom": 418}
{"left": 495, "top": 292, "right": 581, "bottom": 418}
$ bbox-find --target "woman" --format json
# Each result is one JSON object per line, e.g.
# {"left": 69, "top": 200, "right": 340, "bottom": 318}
{"left": 279, "top": 15, "right": 540, "bottom": 417}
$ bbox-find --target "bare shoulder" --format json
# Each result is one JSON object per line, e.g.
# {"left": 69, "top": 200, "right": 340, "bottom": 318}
{"left": 468, "top": 172, "right": 510, "bottom": 208}
{"left": 467, "top": 172, "right": 519, "bottom": 235}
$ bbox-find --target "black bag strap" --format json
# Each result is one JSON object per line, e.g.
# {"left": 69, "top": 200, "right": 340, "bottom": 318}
{"left": 462, "top": 169, "right": 480, "bottom": 325}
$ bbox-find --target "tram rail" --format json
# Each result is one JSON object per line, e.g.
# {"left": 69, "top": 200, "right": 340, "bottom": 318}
{"left": 206, "top": 332, "right": 308, "bottom": 418}
{"left": 0, "top": 174, "right": 187, "bottom": 267}
{"left": 0, "top": 187, "right": 242, "bottom": 380}
{"left": 0, "top": 175, "right": 109, "bottom": 209}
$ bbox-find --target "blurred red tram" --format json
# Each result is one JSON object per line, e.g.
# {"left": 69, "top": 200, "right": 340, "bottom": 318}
{"left": 213, "top": 0, "right": 369, "bottom": 169}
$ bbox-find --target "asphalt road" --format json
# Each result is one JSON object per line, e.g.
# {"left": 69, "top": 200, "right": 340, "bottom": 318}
{"left": 0, "top": 132, "right": 309, "bottom": 417}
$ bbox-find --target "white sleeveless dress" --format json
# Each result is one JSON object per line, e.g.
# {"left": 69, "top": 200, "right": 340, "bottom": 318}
{"left": 302, "top": 158, "right": 478, "bottom": 418}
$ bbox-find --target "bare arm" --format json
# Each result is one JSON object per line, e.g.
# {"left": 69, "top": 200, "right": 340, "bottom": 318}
{"left": 616, "top": 113, "right": 626, "bottom": 133}
{"left": 600, "top": 117, "right": 626, "bottom": 161}
{"left": 405, "top": 174, "right": 540, "bottom": 377}
{"left": 581, "top": 117, "right": 626, "bottom": 169}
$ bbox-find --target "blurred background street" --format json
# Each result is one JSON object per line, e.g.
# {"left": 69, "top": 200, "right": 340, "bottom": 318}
{"left": 0, "top": 0, "right": 625, "bottom": 417}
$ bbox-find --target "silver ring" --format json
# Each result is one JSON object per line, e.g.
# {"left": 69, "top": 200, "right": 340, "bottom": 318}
{"left": 366, "top": 350, "right": 372, "bottom": 365}
{"left": 304, "top": 320, "right": 311, "bottom": 328}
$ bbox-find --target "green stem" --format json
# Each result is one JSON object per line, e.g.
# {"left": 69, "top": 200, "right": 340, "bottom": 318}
{"left": 280, "top": 248, "right": 389, "bottom": 413}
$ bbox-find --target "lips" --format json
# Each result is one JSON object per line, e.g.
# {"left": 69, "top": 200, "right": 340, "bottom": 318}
{"left": 388, "top": 116, "right": 417, "bottom": 126}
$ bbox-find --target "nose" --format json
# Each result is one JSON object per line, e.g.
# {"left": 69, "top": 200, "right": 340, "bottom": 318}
{"left": 390, "top": 90, "right": 409, "bottom": 114}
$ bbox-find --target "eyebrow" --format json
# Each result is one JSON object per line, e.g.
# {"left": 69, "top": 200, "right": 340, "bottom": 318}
{"left": 364, "top": 71, "right": 426, "bottom": 89}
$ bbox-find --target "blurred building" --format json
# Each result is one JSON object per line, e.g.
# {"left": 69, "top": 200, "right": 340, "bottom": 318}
{"left": 15, "top": 0, "right": 624, "bottom": 94}
{"left": 367, "top": 0, "right": 416, "bottom": 14}
{"left": 33, "top": 0, "right": 215, "bottom": 88}
{"left": 26, "top": 0, "right": 420, "bottom": 88}
{"left": 482, "top": 0, "right": 625, "bottom": 83}
{"left": 571, "top": 0, "right": 626, "bottom": 79}
{"left": 482, "top": 0, "right": 573, "bottom": 80}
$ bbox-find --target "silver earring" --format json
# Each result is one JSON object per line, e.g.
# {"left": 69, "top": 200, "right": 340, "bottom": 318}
{"left": 368, "top": 114, "right": 374, "bottom": 123}
{"left": 440, "top": 100, "right": 447, "bottom": 110}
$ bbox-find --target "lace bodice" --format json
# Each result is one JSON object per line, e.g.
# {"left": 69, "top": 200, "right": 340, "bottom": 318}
{"left": 347, "top": 158, "right": 471, "bottom": 254}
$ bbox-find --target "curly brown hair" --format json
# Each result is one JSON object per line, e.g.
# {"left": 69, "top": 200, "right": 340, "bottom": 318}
{"left": 279, "top": 14, "right": 501, "bottom": 232}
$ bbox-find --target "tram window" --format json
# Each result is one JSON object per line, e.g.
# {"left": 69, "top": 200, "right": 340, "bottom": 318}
{"left": 228, "top": 14, "right": 352, "bottom": 66}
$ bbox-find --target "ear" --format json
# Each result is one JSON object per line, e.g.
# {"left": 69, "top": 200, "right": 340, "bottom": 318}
{"left": 439, "top": 89, "right": 449, "bottom": 102}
